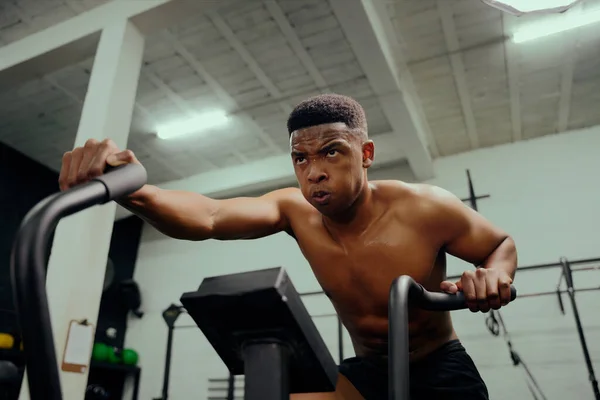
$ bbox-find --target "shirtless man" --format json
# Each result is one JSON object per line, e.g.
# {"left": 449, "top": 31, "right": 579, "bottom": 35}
{"left": 59, "top": 94, "right": 517, "bottom": 400}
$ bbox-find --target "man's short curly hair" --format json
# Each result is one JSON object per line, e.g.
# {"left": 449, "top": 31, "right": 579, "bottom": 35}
{"left": 287, "top": 94, "right": 368, "bottom": 136}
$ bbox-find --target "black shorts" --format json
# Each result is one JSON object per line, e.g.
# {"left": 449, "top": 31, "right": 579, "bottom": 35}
{"left": 338, "top": 339, "right": 489, "bottom": 400}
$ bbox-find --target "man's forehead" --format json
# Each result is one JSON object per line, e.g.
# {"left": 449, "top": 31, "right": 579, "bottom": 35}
{"left": 290, "top": 122, "right": 352, "bottom": 145}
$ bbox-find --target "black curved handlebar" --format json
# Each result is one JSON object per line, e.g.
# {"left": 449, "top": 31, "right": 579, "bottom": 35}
{"left": 10, "top": 164, "right": 147, "bottom": 400}
{"left": 388, "top": 275, "right": 517, "bottom": 400}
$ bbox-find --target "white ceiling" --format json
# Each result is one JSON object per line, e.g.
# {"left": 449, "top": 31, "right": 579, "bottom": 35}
{"left": 1, "top": 0, "right": 599, "bottom": 189}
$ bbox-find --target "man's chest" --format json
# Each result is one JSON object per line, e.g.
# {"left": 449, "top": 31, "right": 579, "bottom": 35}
{"left": 292, "top": 214, "right": 443, "bottom": 308}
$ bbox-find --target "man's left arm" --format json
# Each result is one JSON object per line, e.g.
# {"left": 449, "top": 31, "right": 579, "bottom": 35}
{"left": 425, "top": 186, "right": 518, "bottom": 312}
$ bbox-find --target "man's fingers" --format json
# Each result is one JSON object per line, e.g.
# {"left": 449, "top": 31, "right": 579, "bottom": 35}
{"left": 486, "top": 272, "right": 502, "bottom": 310}
{"left": 458, "top": 269, "right": 513, "bottom": 313}
{"left": 440, "top": 281, "right": 458, "bottom": 294}
{"left": 461, "top": 271, "right": 478, "bottom": 312}
{"left": 475, "top": 268, "right": 490, "bottom": 313}
{"left": 67, "top": 148, "right": 84, "bottom": 187}
{"left": 89, "top": 139, "right": 119, "bottom": 177}
{"left": 58, "top": 152, "right": 72, "bottom": 191}
{"left": 107, "top": 149, "right": 137, "bottom": 167}
{"left": 77, "top": 139, "right": 98, "bottom": 182}
{"left": 58, "top": 138, "right": 142, "bottom": 192}
{"left": 498, "top": 278, "right": 513, "bottom": 306}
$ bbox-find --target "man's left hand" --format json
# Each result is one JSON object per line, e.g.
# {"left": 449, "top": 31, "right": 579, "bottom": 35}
{"left": 440, "top": 268, "right": 513, "bottom": 312}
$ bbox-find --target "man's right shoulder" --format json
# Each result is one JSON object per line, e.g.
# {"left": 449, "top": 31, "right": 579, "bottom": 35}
{"left": 268, "top": 187, "right": 310, "bottom": 211}
{"left": 267, "top": 187, "right": 316, "bottom": 220}
{"left": 266, "top": 187, "right": 314, "bottom": 238}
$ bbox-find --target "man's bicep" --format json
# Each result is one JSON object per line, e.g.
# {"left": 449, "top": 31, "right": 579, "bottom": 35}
{"left": 211, "top": 188, "right": 294, "bottom": 240}
{"left": 430, "top": 187, "right": 508, "bottom": 266}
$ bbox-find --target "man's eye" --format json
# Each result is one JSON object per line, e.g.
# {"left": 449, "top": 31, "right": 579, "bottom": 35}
{"left": 295, "top": 157, "right": 306, "bottom": 164}
{"left": 327, "top": 150, "right": 338, "bottom": 157}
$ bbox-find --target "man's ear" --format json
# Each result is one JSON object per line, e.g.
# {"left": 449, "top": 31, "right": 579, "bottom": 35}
{"left": 362, "top": 140, "right": 375, "bottom": 168}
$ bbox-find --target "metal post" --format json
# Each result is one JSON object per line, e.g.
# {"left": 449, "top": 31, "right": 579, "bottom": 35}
{"left": 559, "top": 257, "right": 600, "bottom": 400}
{"left": 156, "top": 304, "right": 184, "bottom": 400}
{"left": 388, "top": 276, "right": 418, "bottom": 400}
{"left": 160, "top": 326, "right": 174, "bottom": 400}
{"left": 227, "top": 373, "right": 235, "bottom": 400}
{"left": 337, "top": 317, "right": 344, "bottom": 363}
{"left": 243, "top": 341, "right": 289, "bottom": 400}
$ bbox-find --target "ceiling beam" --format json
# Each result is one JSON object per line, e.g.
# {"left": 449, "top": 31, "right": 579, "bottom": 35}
{"left": 558, "top": 55, "right": 575, "bottom": 133}
{"left": 0, "top": 0, "right": 193, "bottom": 89}
{"left": 5, "top": 1, "right": 199, "bottom": 178}
{"left": 437, "top": 0, "right": 479, "bottom": 150}
{"left": 1, "top": 3, "right": 189, "bottom": 180}
{"left": 329, "top": 0, "right": 434, "bottom": 180}
{"left": 143, "top": 70, "right": 246, "bottom": 165}
{"left": 62, "top": 0, "right": 87, "bottom": 14}
{"left": 133, "top": 102, "right": 215, "bottom": 174}
{"left": 502, "top": 14, "right": 522, "bottom": 142}
{"left": 207, "top": 9, "right": 294, "bottom": 115}
{"left": 160, "top": 31, "right": 282, "bottom": 154}
{"left": 373, "top": 2, "right": 440, "bottom": 158}
{"left": 558, "top": 4, "right": 582, "bottom": 133}
{"left": 3, "top": 2, "right": 87, "bottom": 106}
{"left": 264, "top": 0, "right": 329, "bottom": 90}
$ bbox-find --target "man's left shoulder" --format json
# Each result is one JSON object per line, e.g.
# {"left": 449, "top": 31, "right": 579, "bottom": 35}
{"left": 373, "top": 181, "right": 457, "bottom": 205}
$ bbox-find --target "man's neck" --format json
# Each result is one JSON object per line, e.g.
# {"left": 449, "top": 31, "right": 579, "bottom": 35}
{"left": 322, "top": 182, "right": 377, "bottom": 235}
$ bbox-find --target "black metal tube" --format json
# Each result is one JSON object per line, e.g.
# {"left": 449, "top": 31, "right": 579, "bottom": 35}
{"left": 243, "top": 341, "right": 289, "bottom": 400}
{"left": 10, "top": 164, "right": 147, "bottom": 400}
{"left": 388, "top": 275, "right": 516, "bottom": 400}
{"left": 559, "top": 258, "right": 600, "bottom": 400}
{"left": 10, "top": 183, "right": 108, "bottom": 400}
{"left": 300, "top": 258, "right": 600, "bottom": 299}
{"left": 161, "top": 326, "right": 175, "bottom": 400}
{"left": 388, "top": 276, "right": 420, "bottom": 400}
{"left": 466, "top": 169, "right": 478, "bottom": 211}
{"left": 514, "top": 287, "right": 600, "bottom": 299}
{"left": 227, "top": 373, "right": 235, "bottom": 400}
{"left": 568, "top": 257, "right": 600, "bottom": 266}
{"left": 444, "top": 257, "right": 600, "bottom": 281}
{"left": 337, "top": 317, "right": 344, "bottom": 363}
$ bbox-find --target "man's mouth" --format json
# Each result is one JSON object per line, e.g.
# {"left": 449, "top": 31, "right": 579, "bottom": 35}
{"left": 312, "top": 191, "right": 331, "bottom": 204}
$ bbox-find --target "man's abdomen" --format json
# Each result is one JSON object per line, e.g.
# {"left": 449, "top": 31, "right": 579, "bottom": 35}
{"left": 339, "top": 307, "right": 456, "bottom": 361}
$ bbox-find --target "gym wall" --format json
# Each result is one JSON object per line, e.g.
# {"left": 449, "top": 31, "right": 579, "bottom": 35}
{"left": 130, "top": 124, "right": 600, "bottom": 400}
{"left": 0, "top": 142, "right": 144, "bottom": 395}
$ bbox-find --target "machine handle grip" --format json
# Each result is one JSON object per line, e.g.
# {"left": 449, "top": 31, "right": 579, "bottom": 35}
{"left": 93, "top": 163, "right": 147, "bottom": 202}
{"left": 417, "top": 285, "right": 517, "bottom": 311}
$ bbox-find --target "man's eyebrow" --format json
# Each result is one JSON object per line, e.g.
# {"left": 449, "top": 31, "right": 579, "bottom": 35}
{"left": 320, "top": 140, "right": 349, "bottom": 150}
{"left": 290, "top": 139, "right": 350, "bottom": 156}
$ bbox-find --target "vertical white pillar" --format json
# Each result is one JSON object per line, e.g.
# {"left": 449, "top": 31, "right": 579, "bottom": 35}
{"left": 19, "top": 18, "right": 145, "bottom": 400}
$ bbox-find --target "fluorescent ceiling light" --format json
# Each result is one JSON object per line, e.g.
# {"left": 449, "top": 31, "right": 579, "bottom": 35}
{"left": 481, "top": 0, "right": 581, "bottom": 16}
{"left": 512, "top": 7, "right": 600, "bottom": 43}
{"left": 157, "top": 110, "right": 229, "bottom": 139}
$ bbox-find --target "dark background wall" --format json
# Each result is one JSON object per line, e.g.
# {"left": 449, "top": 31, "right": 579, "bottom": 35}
{"left": 0, "top": 142, "right": 59, "bottom": 333}
{"left": 0, "top": 141, "right": 143, "bottom": 396}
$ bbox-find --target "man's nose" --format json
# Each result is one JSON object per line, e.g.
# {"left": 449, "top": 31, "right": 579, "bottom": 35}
{"left": 307, "top": 165, "right": 328, "bottom": 183}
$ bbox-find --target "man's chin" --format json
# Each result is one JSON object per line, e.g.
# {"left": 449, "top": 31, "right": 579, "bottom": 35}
{"left": 311, "top": 200, "right": 330, "bottom": 210}
{"left": 313, "top": 202, "right": 346, "bottom": 219}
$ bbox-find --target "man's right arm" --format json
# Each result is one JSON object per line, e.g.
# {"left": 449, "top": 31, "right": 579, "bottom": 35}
{"left": 58, "top": 138, "right": 294, "bottom": 242}
{"left": 120, "top": 185, "right": 295, "bottom": 241}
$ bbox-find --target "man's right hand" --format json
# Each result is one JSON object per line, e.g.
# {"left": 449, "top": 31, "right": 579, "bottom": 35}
{"left": 58, "top": 138, "right": 141, "bottom": 191}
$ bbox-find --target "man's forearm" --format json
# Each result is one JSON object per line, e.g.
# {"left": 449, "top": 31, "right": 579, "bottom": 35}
{"left": 117, "top": 185, "right": 216, "bottom": 240}
{"left": 481, "top": 236, "right": 518, "bottom": 280}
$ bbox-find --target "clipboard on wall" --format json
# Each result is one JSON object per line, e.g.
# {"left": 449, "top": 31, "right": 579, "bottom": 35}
{"left": 61, "top": 319, "right": 95, "bottom": 374}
